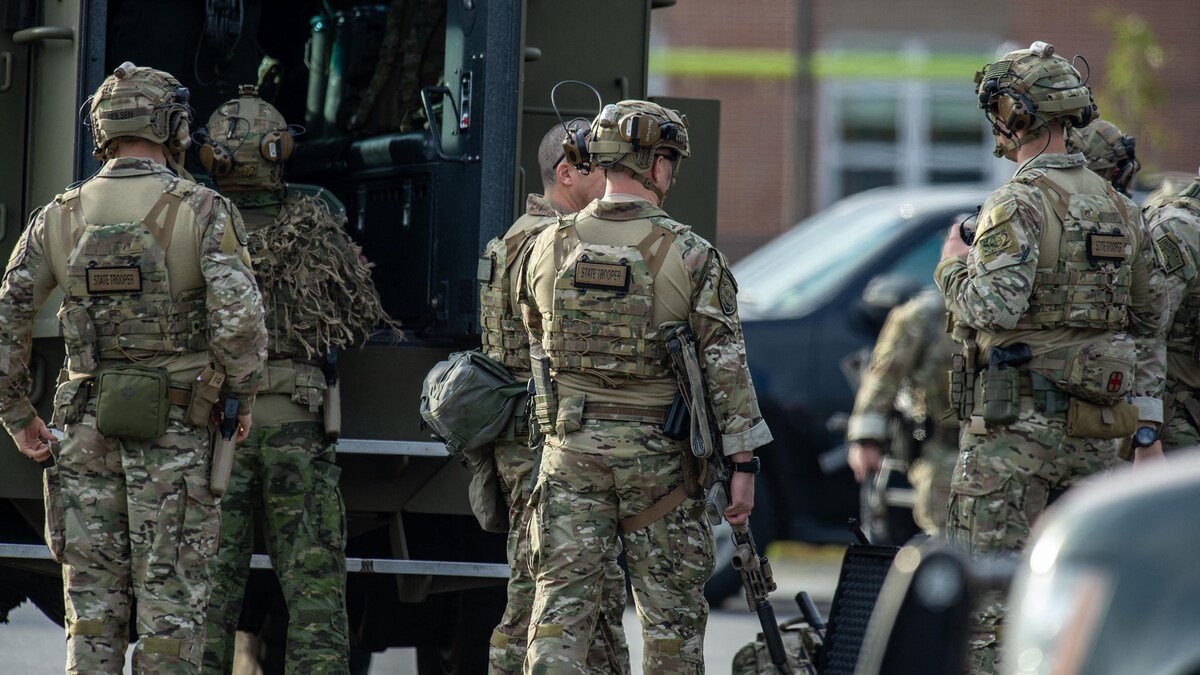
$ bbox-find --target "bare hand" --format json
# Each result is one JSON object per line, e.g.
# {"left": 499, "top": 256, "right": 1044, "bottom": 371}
{"left": 12, "top": 417, "right": 53, "bottom": 463}
{"left": 724, "top": 470, "right": 755, "bottom": 526}
{"left": 1133, "top": 440, "right": 1164, "bottom": 465}
{"left": 235, "top": 413, "right": 252, "bottom": 443}
{"left": 848, "top": 440, "right": 883, "bottom": 483}
{"left": 941, "top": 221, "right": 970, "bottom": 261}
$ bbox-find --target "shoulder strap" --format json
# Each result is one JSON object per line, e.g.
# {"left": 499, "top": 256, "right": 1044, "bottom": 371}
{"left": 56, "top": 188, "right": 86, "bottom": 258}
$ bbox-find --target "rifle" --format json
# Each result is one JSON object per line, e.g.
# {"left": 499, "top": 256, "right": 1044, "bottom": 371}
{"left": 210, "top": 396, "right": 239, "bottom": 498}
{"left": 665, "top": 324, "right": 790, "bottom": 674}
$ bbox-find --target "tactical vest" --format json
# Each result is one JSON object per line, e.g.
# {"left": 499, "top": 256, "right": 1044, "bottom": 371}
{"left": 1162, "top": 182, "right": 1200, "bottom": 359}
{"left": 58, "top": 182, "right": 208, "bottom": 373}
{"left": 1011, "top": 167, "right": 1135, "bottom": 331}
{"left": 544, "top": 215, "right": 682, "bottom": 379}
{"left": 478, "top": 216, "right": 548, "bottom": 371}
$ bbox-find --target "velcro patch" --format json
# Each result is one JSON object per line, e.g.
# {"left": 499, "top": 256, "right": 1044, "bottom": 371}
{"left": 718, "top": 267, "right": 738, "bottom": 316}
{"left": 989, "top": 200, "right": 1016, "bottom": 228}
{"left": 85, "top": 266, "right": 142, "bottom": 294}
{"left": 573, "top": 261, "right": 630, "bottom": 292}
{"left": 477, "top": 256, "right": 494, "bottom": 283}
{"left": 1154, "top": 234, "right": 1185, "bottom": 275}
{"left": 1087, "top": 233, "right": 1128, "bottom": 261}
{"left": 976, "top": 222, "right": 1021, "bottom": 263}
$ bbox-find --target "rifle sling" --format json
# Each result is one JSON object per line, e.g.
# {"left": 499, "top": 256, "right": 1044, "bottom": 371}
{"left": 620, "top": 484, "right": 689, "bottom": 533}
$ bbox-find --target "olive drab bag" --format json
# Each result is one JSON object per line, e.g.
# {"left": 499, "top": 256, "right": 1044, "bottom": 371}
{"left": 419, "top": 350, "right": 528, "bottom": 532}
{"left": 419, "top": 350, "right": 528, "bottom": 456}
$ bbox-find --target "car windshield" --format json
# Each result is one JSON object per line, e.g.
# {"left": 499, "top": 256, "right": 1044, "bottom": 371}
{"left": 734, "top": 195, "right": 914, "bottom": 319}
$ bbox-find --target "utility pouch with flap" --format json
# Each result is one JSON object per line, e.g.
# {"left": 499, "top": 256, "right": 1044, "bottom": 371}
{"left": 94, "top": 365, "right": 170, "bottom": 440}
{"left": 1066, "top": 398, "right": 1138, "bottom": 439}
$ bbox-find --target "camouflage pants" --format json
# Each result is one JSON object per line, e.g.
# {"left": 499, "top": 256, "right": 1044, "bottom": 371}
{"left": 526, "top": 423, "right": 714, "bottom": 675}
{"left": 909, "top": 438, "right": 958, "bottom": 536}
{"left": 948, "top": 402, "right": 1115, "bottom": 675}
{"left": 490, "top": 439, "right": 629, "bottom": 674}
{"left": 1161, "top": 395, "right": 1200, "bottom": 452}
{"left": 56, "top": 401, "right": 219, "bottom": 673}
{"left": 201, "top": 421, "right": 349, "bottom": 674}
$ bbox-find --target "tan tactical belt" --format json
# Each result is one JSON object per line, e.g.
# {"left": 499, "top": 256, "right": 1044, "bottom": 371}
{"left": 85, "top": 379, "right": 192, "bottom": 407}
{"left": 581, "top": 403, "right": 667, "bottom": 425}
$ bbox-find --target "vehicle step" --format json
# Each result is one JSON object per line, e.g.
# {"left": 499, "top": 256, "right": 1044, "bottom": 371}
{"left": 0, "top": 544, "right": 508, "bottom": 578}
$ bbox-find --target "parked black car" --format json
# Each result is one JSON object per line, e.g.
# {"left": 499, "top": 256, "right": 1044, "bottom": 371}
{"left": 734, "top": 185, "right": 993, "bottom": 543}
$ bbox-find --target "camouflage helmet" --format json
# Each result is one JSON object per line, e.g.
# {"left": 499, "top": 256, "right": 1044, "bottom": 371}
{"left": 88, "top": 61, "right": 193, "bottom": 161}
{"left": 975, "top": 41, "right": 1097, "bottom": 157}
{"left": 586, "top": 99, "right": 690, "bottom": 199}
{"left": 199, "top": 85, "right": 296, "bottom": 191}
{"left": 1065, "top": 119, "right": 1140, "bottom": 195}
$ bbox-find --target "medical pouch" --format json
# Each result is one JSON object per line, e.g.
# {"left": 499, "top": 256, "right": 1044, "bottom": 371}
{"left": 94, "top": 365, "right": 170, "bottom": 440}
{"left": 1057, "top": 339, "right": 1135, "bottom": 406}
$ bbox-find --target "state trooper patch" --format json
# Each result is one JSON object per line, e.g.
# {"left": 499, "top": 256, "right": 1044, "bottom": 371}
{"left": 718, "top": 267, "right": 738, "bottom": 316}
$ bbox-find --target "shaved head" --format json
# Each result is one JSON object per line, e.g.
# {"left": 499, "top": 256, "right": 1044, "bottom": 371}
{"left": 537, "top": 120, "right": 587, "bottom": 192}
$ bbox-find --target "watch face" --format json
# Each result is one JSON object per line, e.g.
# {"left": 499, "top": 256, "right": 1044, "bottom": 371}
{"left": 1134, "top": 427, "right": 1157, "bottom": 447}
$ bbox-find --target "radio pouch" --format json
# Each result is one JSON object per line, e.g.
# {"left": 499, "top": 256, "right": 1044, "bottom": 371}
{"left": 95, "top": 365, "right": 170, "bottom": 440}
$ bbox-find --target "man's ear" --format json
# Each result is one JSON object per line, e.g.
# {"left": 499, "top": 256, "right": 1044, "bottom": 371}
{"left": 555, "top": 161, "right": 574, "bottom": 187}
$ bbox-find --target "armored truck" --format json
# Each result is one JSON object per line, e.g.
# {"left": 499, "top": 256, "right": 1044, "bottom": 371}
{"left": 0, "top": 0, "right": 718, "bottom": 671}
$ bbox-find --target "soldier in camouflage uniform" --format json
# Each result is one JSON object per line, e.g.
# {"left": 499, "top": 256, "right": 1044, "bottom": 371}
{"left": 197, "top": 87, "right": 395, "bottom": 675}
{"left": 1064, "top": 119, "right": 1141, "bottom": 197}
{"left": 521, "top": 100, "right": 772, "bottom": 674}
{"left": 0, "top": 62, "right": 266, "bottom": 673}
{"left": 846, "top": 287, "right": 959, "bottom": 536}
{"left": 936, "top": 43, "right": 1167, "bottom": 673}
{"left": 481, "top": 123, "right": 629, "bottom": 674}
{"left": 1139, "top": 172, "right": 1200, "bottom": 452}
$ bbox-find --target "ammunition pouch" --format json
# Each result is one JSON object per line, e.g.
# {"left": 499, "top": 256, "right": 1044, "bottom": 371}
{"left": 94, "top": 365, "right": 170, "bottom": 441}
{"left": 290, "top": 361, "right": 328, "bottom": 412}
{"left": 1066, "top": 398, "right": 1138, "bottom": 439}
{"left": 185, "top": 364, "right": 225, "bottom": 428}
{"left": 555, "top": 394, "right": 585, "bottom": 437}
{"left": 949, "top": 353, "right": 977, "bottom": 421}
{"left": 980, "top": 366, "right": 1021, "bottom": 426}
{"left": 50, "top": 376, "right": 90, "bottom": 428}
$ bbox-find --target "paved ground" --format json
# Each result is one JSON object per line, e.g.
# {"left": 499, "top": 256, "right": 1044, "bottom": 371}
{"left": 0, "top": 542, "right": 845, "bottom": 674}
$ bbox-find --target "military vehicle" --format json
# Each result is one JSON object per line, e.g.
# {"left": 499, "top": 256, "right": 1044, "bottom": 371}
{"left": 0, "top": 0, "right": 718, "bottom": 671}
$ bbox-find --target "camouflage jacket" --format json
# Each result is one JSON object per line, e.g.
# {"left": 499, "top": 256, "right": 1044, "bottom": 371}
{"left": 1141, "top": 178, "right": 1200, "bottom": 391}
{"left": 522, "top": 197, "right": 772, "bottom": 456}
{"left": 935, "top": 153, "right": 1167, "bottom": 421}
{"left": 847, "top": 288, "right": 957, "bottom": 443}
{"left": 0, "top": 157, "right": 267, "bottom": 433}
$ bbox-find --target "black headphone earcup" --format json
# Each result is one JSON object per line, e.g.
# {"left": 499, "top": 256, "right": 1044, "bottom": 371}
{"left": 561, "top": 127, "right": 589, "bottom": 168}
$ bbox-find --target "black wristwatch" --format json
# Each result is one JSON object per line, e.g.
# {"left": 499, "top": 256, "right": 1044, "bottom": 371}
{"left": 731, "top": 457, "right": 760, "bottom": 474}
{"left": 1132, "top": 426, "right": 1159, "bottom": 449}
